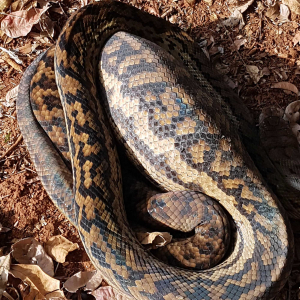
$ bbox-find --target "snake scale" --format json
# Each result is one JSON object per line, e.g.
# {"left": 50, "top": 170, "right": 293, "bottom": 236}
{"left": 16, "top": 1, "right": 297, "bottom": 299}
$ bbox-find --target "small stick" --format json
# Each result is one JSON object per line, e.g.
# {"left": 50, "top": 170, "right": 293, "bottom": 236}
{"left": 0, "top": 135, "right": 23, "bottom": 160}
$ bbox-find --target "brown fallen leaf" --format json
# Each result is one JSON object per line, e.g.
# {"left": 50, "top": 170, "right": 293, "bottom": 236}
{"left": 12, "top": 238, "right": 54, "bottom": 277}
{"left": 135, "top": 231, "right": 172, "bottom": 249}
{"left": 208, "top": 46, "right": 223, "bottom": 56}
{"left": 10, "top": 264, "right": 65, "bottom": 300}
{"left": 10, "top": 0, "right": 23, "bottom": 11}
{"left": 272, "top": 82, "right": 299, "bottom": 95}
{"left": 246, "top": 65, "right": 263, "bottom": 84}
{"left": 284, "top": 100, "right": 300, "bottom": 123}
{"left": 85, "top": 271, "right": 103, "bottom": 291}
{"left": 18, "top": 42, "right": 38, "bottom": 54}
{"left": 36, "top": 0, "right": 50, "bottom": 10}
{"left": 222, "top": 0, "right": 254, "bottom": 28}
{"left": 236, "top": 0, "right": 255, "bottom": 13}
{"left": 185, "top": 0, "right": 196, "bottom": 7}
{"left": 0, "top": 254, "right": 11, "bottom": 299}
{"left": 5, "top": 85, "right": 19, "bottom": 104}
{"left": 293, "top": 32, "right": 300, "bottom": 46}
{"left": 91, "top": 286, "right": 131, "bottom": 300}
{"left": 283, "top": 0, "right": 300, "bottom": 15}
{"left": 231, "top": 38, "right": 247, "bottom": 51}
{"left": 266, "top": 2, "right": 280, "bottom": 20}
{"left": 64, "top": 271, "right": 96, "bottom": 293}
{"left": 0, "top": 0, "right": 12, "bottom": 12}
{"left": 222, "top": 10, "right": 244, "bottom": 27}
{"left": 0, "top": 5, "right": 50, "bottom": 38}
{"left": 291, "top": 123, "right": 300, "bottom": 143}
{"left": 11, "top": 0, "right": 37, "bottom": 11}
{"left": 44, "top": 235, "right": 79, "bottom": 263}
{"left": 261, "top": 67, "right": 270, "bottom": 76}
{"left": 38, "top": 14, "right": 55, "bottom": 38}
{"left": 279, "top": 3, "right": 290, "bottom": 21}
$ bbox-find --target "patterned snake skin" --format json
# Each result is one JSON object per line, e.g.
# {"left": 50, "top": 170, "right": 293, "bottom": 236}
{"left": 16, "top": 1, "right": 296, "bottom": 299}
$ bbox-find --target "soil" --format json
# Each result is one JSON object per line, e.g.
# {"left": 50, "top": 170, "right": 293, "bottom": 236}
{"left": 1, "top": 0, "right": 300, "bottom": 299}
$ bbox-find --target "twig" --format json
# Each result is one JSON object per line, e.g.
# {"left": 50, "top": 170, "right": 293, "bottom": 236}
{"left": 0, "top": 135, "right": 23, "bottom": 160}
{"left": 24, "top": 167, "right": 36, "bottom": 173}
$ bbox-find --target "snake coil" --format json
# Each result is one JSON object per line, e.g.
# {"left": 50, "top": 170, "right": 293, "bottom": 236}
{"left": 17, "top": 1, "right": 294, "bottom": 299}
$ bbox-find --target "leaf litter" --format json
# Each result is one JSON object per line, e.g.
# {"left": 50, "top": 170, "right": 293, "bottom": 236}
{"left": 0, "top": 236, "right": 122, "bottom": 299}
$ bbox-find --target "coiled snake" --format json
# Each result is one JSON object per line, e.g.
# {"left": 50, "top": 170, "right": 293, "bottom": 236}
{"left": 16, "top": 1, "right": 296, "bottom": 299}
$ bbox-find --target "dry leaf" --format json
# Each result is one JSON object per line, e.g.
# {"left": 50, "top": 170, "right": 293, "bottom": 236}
{"left": 246, "top": 65, "right": 263, "bottom": 84}
{"left": 261, "top": 67, "right": 270, "bottom": 76}
{"left": 293, "top": 32, "right": 300, "bottom": 46}
{"left": 284, "top": 100, "right": 300, "bottom": 123}
{"left": 231, "top": 38, "right": 247, "bottom": 51}
{"left": 281, "top": 70, "right": 288, "bottom": 81}
{"left": 0, "top": 0, "right": 12, "bottom": 11}
{"left": 38, "top": 14, "right": 54, "bottom": 37}
{"left": 223, "top": 3, "right": 251, "bottom": 29}
{"left": 0, "top": 254, "right": 11, "bottom": 299}
{"left": 85, "top": 271, "right": 103, "bottom": 291}
{"left": 12, "top": 238, "right": 54, "bottom": 277}
{"left": 136, "top": 231, "right": 172, "bottom": 249}
{"left": 291, "top": 123, "right": 300, "bottom": 143}
{"left": 222, "top": 10, "right": 244, "bottom": 27}
{"left": 283, "top": 0, "right": 300, "bottom": 15}
{"left": 208, "top": 46, "right": 223, "bottom": 56}
{"left": 236, "top": 0, "right": 255, "bottom": 13}
{"left": 279, "top": 3, "right": 290, "bottom": 21}
{"left": 281, "top": 100, "right": 300, "bottom": 142}
{"left": 222, "top": 0, "right": 254, "bottom": 28}
{"left": 0, "top": 5, "right": 50, "bottom": 38}
{"left": 64, "top": 271, "right": 96, "bottom": 293}
{"left": 266, "top": 2, "right": 280, "bottom": 20}
{"left": 185, "top": 0, "right": 196, "bottom": 7}
{"left": 5, "top": 85, "right": 19, "bottom": 104}
{"left": 10, "top": 0, "right": 23, "bottom": 11}
{"left": 18, "top": 43, "right": 38, "bottom": 54}
{"left": 11, "top": 0, "right": 37, "bottom": 11}
{"left": 91, "top": 286, "right": 131, "bottom": 300}
{"left": 36, "top": 0, "right": 50, "bottom": 9}
{"left": 272, "top": 82, "right": 299, "bottom": 95}
{"left": 10, "top": 264, "right": 65, "bottom": 300}
{"left": 44, "top": 235, "right": 79, "bottom": 263}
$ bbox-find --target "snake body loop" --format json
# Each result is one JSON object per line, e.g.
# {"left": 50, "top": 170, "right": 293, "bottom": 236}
{"left": 17, "top": 1, "right": 294, "bottom": 299}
